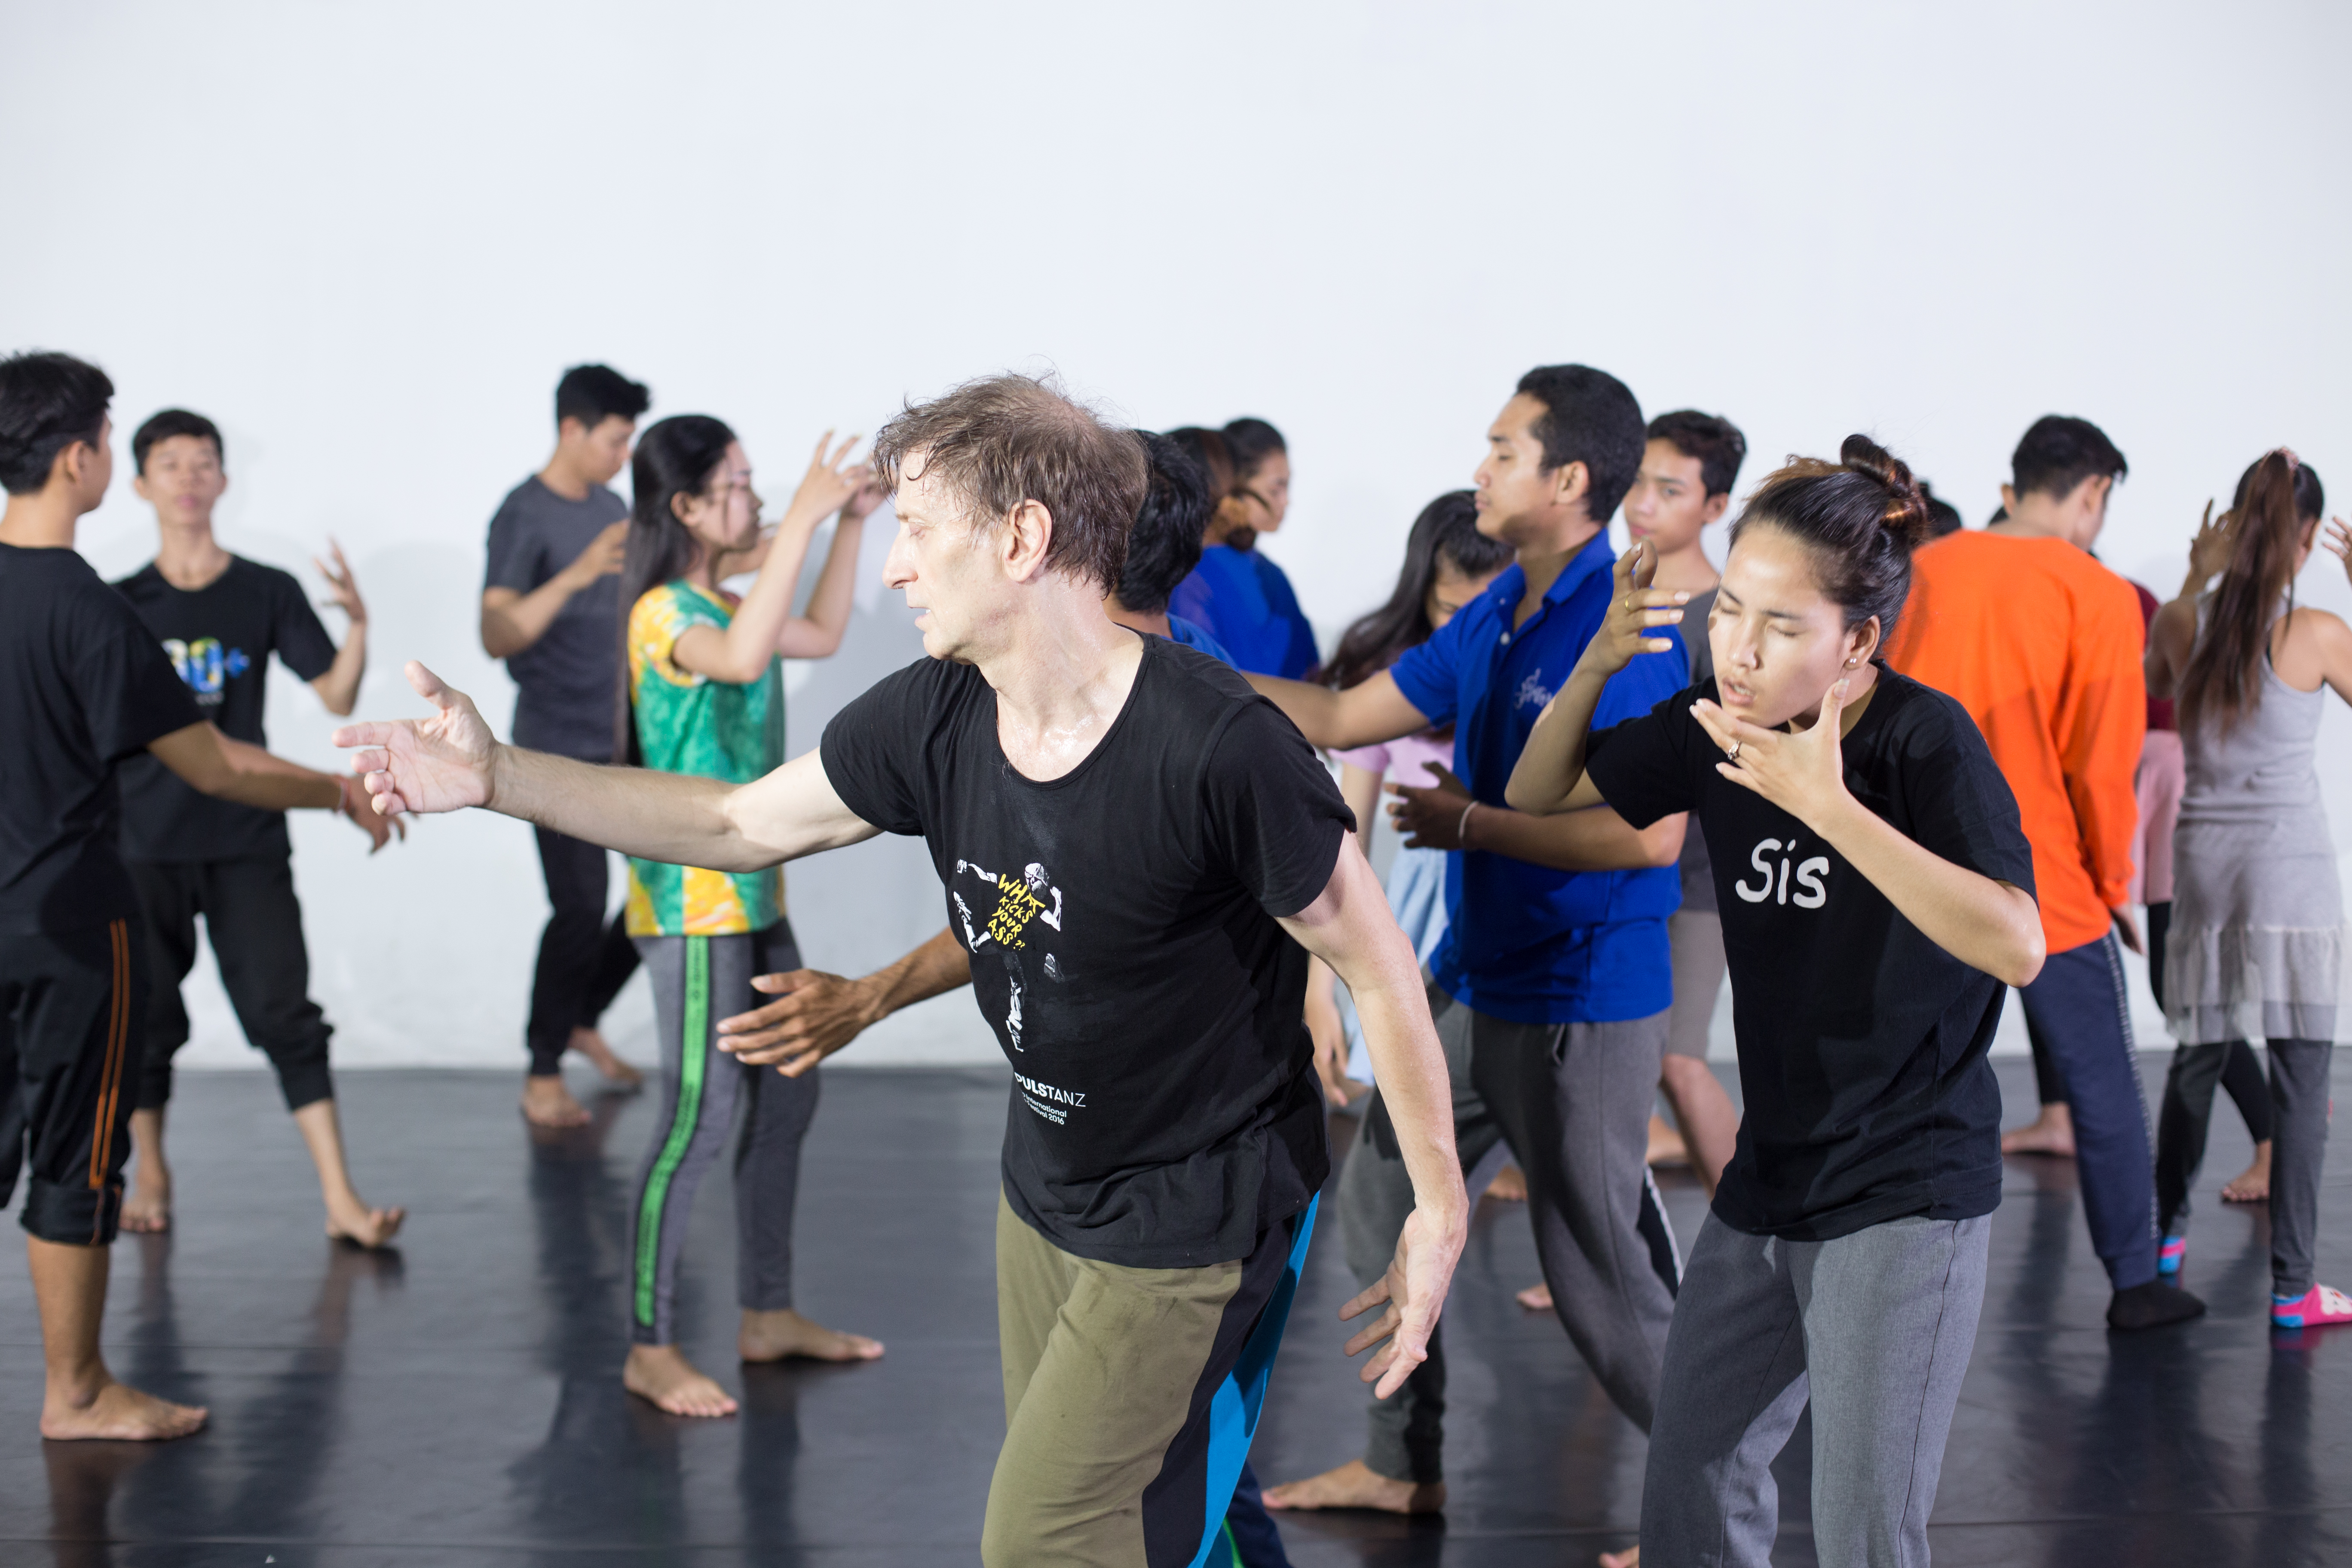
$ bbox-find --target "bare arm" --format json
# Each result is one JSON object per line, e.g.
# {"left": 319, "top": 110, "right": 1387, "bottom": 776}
{"left": 334, "top": 661, "right": 879, "bottom": 867}
{"left": 1506, "top": 543, "right": 1686, "bottom": 815}
{"left": 149, "top": 723, "right": 395, "bottom": 851}
{"left": 1246, "top": 669, "right": 1432, "bottom": 752}
{"left": 480, "top": 520, "right": 628, "bottom": 660}
{"left": 717, "top": 925, "right": 974, "bottom": 1074}
{"left": 674, "top": 435, "right": 872, "bottom": 683}
{"left": 1279, "top": 839, "right": 1468, "bottom": 1399}
{"left": 1690, "top": 683, "right": 2045, "bottom": 987}
{"left": 1305, "top": 762, "right": 1388, "bottom": 1105}
{"left": 309, "top": 539, "right": 367, "bottom": 716}
{"left": 1390, "top": 762, "right": 1683, "bottom": 869}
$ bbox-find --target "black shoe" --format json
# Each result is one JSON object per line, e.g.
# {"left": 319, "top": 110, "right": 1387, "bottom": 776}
{"left": 2108, "top": 1279, "right": 2208, "bottom": 1331}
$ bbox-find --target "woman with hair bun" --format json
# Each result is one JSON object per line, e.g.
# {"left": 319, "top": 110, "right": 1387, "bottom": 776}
{"left": 1508, "top": 436, "right": 2044, "bottom": 1568}
{"left": 2145, "top": 451, "right": 2352, "bottom": 1329}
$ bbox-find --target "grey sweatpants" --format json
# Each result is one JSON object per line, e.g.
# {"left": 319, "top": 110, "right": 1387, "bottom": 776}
{"left": 1343, "top": 982, "right": 1678, "bottom": 1479}
{"left": 1641, "top": 1212, "right": 1990, "bottom": 1568}
{"left": 629, "top": 923, "right": 821, "bottom": 1346}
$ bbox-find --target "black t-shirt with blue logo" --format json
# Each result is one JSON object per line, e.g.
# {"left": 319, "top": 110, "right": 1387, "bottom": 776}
{"left": 1586, "top": 668, "right": 2035, "bottom": 1241}
{"left": 113, "top": 557, "right": 337, "bottom": 864}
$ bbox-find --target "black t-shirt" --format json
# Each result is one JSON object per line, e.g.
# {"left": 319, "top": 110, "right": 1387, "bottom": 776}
{"left": 112, "top": 558, "right": 337, "bottom": 863}
{"left": 483, "top": 475, "right": 628, "bottom": 760}
{"left": 820, "top": 636, "right": 1352, "bottom": 1268}
{"left": 1587, "top": 668, "right": 2035, "bottom": 1241}
{"left": 0, "top": 545, "right": 204, "bottom": 935}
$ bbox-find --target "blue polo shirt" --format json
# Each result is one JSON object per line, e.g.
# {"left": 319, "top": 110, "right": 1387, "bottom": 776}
{"left": 1389, "top": 532, "right": 1685, "bottom": 1025}
{"left": 1168, "top": 544, "right": 1319, "bottom": 679}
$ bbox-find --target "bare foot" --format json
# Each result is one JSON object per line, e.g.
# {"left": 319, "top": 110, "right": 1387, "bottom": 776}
{"left": 521, "top": 1075, "right": 591, "bottom": 1129}
{"left": 325, "top": 1198, "right": 407, "bottom": 1250}
{"left": 41, "top": 1378, "right": 208, "bottom": 1442}
{"left": 623, "top": 1344, "right": 738, "bottom": 1418}
{"left": 2000, "top": 1104, "right": 2076, "bottom": 1158}
{"left": 570, "top": 1028, "right": 643, "bottom": 1089}
{"left": 1647, "top": 1115, "right": 1689, "bottom": 1168}
{"left": 119, "top": 1165, "right": 171, "bottom": 1235}
{"left": 1518, "top": 1280, "right": 1554, "bottom": 1312}
{"left": 1262, "top": 1458, "right": 1444, "bottom": 1513}
{"left": 738, "top": 1308, "right": 885, "bottom": 1364}
{"left": 1485, "top": 1164, "right": 1528, "bottom": 1202}
{"left": 2222, "top": 1141, "right": 2274, "bottom": 1204}
{"left": 1599, "top": 1547, "right": 1640, "bottom": 1568}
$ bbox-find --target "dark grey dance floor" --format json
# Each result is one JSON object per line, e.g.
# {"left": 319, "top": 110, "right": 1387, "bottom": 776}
{"left": 6, "top": 1053, "right": 2352, "bottom": 1565}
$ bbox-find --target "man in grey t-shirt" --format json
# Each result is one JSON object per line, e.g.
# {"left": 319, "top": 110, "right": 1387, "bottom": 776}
{"left": 478, "top": 363, "right": 651, "bottom": 1127}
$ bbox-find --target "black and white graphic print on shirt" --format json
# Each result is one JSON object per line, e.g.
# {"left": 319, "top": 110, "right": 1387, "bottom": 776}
{"left": 1586, "top": 669, "right": 2037, "bottom": 1242}
{"left": 819, "top": 636, "right": 1353, "bottom": 1268}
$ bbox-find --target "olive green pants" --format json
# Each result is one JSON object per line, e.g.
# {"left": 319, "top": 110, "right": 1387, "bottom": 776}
{"left": 984, "top": 1191, "right": 1313, "bottom": 1568}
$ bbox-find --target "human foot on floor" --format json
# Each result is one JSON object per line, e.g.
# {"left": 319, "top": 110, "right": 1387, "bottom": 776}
{"left": 2222, "top": 1141, "right": 2274, "bottom": 1203}
{"left": 1262, "top": 1459, "right": 1443, "bottom": 1514}
{"left": 623, "top": 1345, "right": 738, "bottom": 1417}
{"left": 1484, "top": 1164, "right": 1528, "bottom": 1202}
{"left": 119, "top": 1164, "right": 171, "bottom": 1234}
{"left": 521, "top": 1074, "right": 591, "bottom": 1128}
{"left": 1517, "top": 1280, "right": 1553, "bottom": 1312}
{"left": 2108, "top": 1280, "right": 2206, "bottom": 1331}
{"left": 2000, "top": 1106, "right": 2076, "bottom": 1158}
{"left": 41, "top": 1376, "right": 208, "bottom": 1442}
{"left": 738, "top": 1308, "right": 883, "bottom": 1364}
{"left": 570, "top": 1028, "right": 643, "bottom": 1089}
{"left": 325, "top": 1195, "right": 406, "bottom": 1249}
{"left": 2272, "top": 1284, "right": 2352, "bottom": 1329}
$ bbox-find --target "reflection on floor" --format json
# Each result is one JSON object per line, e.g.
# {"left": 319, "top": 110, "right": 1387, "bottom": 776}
{"left": 3, "top": 1054, "right": 2348, "bottom": 1565}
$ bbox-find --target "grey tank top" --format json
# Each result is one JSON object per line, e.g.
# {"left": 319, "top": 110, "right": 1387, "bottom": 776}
{"left": 2179, "top": 601, "right": 2326, "bottom": 829}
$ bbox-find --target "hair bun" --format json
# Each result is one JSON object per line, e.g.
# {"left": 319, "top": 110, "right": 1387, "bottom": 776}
{"left": 1838, "top": 434, "right": 1931, "bottom": 548}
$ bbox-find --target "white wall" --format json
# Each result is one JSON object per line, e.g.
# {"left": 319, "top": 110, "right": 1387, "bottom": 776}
{"left": 4, "top": 2, "right": 2348, "bottom": 1069}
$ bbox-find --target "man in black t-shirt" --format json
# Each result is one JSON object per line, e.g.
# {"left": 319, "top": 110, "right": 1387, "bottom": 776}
{"left": 478, "top": 364, "right": 652, "bottom": 1127}
{"left": 110, "top": 407, "right": 404, "bottom": 1248}
{"left": 0, "top": 352, "right": 390, "bottom": 1444}
{"left": 340, "top": 373, "right": 1469, "bottom": 1568}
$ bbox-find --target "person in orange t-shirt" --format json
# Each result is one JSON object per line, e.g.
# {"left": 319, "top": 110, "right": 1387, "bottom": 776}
{"left": 1887, "top": 415, "right": 2202, "bottom": 1332}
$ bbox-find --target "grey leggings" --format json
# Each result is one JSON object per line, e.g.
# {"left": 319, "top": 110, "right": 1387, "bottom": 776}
{"left": 629, "top": 923, "right": 820, "bottom": 1346}
{"left": 2156, "top": 1037, "right": 2333, "bottom": 1297}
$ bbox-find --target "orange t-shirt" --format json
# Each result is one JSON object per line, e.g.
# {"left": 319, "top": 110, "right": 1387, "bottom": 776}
{"left": 1885, "top": 532, "right": 2145, "bottom": 953}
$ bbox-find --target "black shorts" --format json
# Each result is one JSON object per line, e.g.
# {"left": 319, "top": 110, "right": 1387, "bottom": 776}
{"left": 0, "top": 919, "right": 146, "bottom": 1245}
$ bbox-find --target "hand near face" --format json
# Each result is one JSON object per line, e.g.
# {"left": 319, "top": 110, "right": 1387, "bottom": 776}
{"left": 1579, "top": 538, "right": 1687, "bottom": 680}
{"left": 2321, "top": 516, "right": 2352, "bottom": 590}
{"left": 2186, "top": 500, "right": 2235, "bottom": 587}
{"left": 781, "top": 431, "right": 870, "bottom": 529}
{"left": 1690, "top": 678, "right": 1856, "bottom": 832}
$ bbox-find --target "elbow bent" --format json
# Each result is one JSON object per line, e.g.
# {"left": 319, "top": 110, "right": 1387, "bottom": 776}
{"left": 2002, "top": 925, "right": 2048, "bottom": 989}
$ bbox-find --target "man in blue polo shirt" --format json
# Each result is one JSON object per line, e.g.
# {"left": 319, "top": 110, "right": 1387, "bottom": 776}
{"left": 1250, "top": 365, "right": 1689, "bottom": 1516}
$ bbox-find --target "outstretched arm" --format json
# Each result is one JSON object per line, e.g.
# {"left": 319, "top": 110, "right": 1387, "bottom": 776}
{"left": 1245, "top": 668, "right": 1432, "bottom": 752}
{"left": 149, "top": 722, "right": 396, "bottom": 851}
{"left": 1507, "top": 541, "right": 1686, "bottom": 815}
{"left": 716, "top": 926, "right": 973, "bottom": 1075}
{"left": 334, "top": 661, "right": 878, "bottom": 867}
{"left": 1279, "top": 839, "right": 1468, "bottom": 1400}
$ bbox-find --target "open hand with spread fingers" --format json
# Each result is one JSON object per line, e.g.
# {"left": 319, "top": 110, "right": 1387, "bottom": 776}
{"left": 2322, "top": 515, "right": 2352, "bottom": 589}
{"left": 1339, "top": 1203, "right": 1460, "bottom": 1399}
{"left": 331, "top": 661, "right": 499, "bottom": 818}
{"left": 1690, "top": 676, "right": 1857, "bottom": 831}
{"left": 1576, "top": 537, "right": 1689, "bottom": 683}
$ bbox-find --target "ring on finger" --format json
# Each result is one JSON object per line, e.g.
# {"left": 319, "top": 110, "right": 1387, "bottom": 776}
{"left": 1725, "top": 740, "right": 1741, "bottom": 763}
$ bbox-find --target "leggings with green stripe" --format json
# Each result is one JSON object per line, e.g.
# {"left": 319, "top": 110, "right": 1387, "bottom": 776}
{"left": 630, "top": 923, "right": 819, "bottom": 1347}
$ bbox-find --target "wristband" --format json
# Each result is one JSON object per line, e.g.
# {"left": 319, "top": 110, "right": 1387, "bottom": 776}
{"left": 1457, "top": 800, "right": 1477, "bottom": 848}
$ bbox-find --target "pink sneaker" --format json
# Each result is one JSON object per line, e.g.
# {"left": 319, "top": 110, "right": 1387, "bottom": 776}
{"left": 2271, "top": 1284, "right": 2352, "bottom": 1329}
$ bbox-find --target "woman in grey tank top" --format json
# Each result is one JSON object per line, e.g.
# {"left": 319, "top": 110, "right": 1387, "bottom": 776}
{"left": 2144, "top": 450, "right": 2351, "bottom": 1328}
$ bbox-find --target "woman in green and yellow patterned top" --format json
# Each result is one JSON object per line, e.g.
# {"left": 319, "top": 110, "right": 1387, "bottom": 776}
{"left": 610, "top": 413, "right": 887, "bottom": 1418}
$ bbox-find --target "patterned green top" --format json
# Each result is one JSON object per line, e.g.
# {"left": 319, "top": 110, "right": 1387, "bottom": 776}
{"left": 623, "top": 580, "right": 784, "bottom": 936}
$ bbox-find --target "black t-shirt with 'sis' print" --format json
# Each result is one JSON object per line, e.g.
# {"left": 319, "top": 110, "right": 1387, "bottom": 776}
{"left": 1587, "top": 668, "right": 2036, "bottom": 1241}
{"left": 113, "top": 557, "right": 338, "bottom": 863}
{"left": 820, "top": 636, "right": 1354, "bottom": 1268}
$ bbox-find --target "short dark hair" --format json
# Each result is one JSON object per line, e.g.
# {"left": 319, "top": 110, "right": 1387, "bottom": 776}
{"left": 1222, "top": 416, "right": 1286, "bottom": 480}
{"left": 1514, "top": 364, "right": 1646, "bottom": 521}
{"left": 1117, "top": 430, "right": 1215, "bottom": 615}
{"left": 1646, "top": 409, "right": 1748, "bottom": 499}
{"left": 872, "top": 373, "right": 1149, "bottom": 593}
{"left": 133, "top": 409, "right": 224, "bottom": 476}
{"left": 555, "top": 364, "right": 651, "bottom": 432}
{"left": 2011, "top": 415, "right": 2127, "bottom": 500}
{"left": 1920, "top": 481, "right": 1963, "bottom": 540}
{"left": 0, "top": 351, "right": 113, "bottom": 496}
